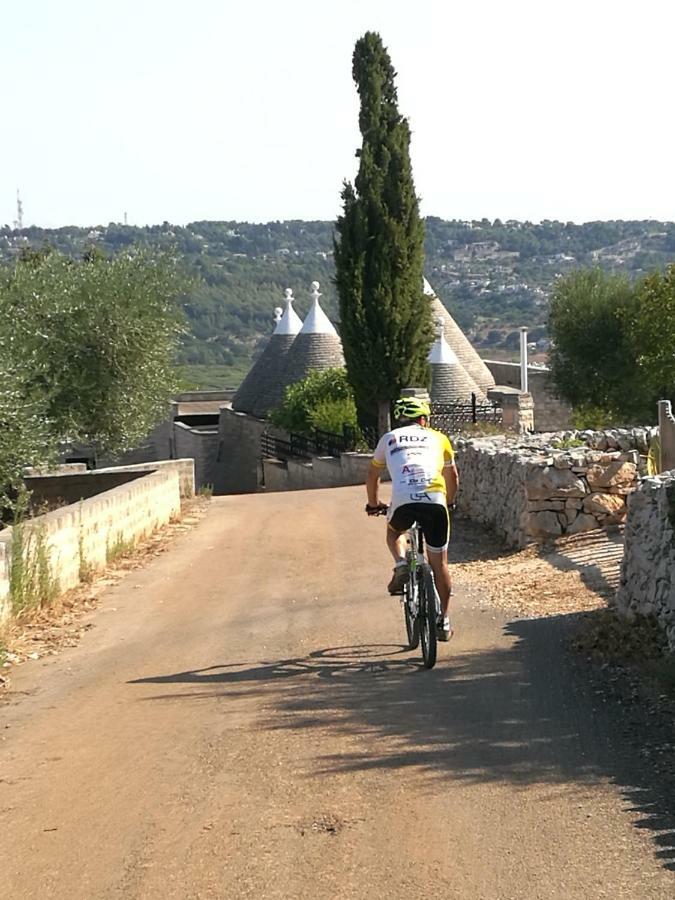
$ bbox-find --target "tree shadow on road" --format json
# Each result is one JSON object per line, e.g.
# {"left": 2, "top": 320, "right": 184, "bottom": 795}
{"left": 130, "top": 615, "right": 675, "bottom": 874}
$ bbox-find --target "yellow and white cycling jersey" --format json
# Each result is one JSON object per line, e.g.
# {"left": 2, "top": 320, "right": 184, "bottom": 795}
{"left": 372, "top": 424, "right": 455, "bottom": 514}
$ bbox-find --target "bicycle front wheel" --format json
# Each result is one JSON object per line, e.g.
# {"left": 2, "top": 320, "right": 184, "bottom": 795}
{"left": 420, "top": 566, "right": 437, "bottom": 669}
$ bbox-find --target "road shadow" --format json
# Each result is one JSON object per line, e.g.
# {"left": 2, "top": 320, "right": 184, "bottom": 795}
{"left": 131, "top": 616, "right": 675, "bottom": 873}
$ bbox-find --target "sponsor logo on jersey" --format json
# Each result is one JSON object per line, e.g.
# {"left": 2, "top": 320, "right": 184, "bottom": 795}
{"left": 398, "top": 434, "right": 428, "bottom": 443}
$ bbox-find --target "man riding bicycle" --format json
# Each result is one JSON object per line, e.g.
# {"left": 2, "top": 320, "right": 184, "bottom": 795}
{"left": 365, "top": 396, "right": 458, "bottom": 642}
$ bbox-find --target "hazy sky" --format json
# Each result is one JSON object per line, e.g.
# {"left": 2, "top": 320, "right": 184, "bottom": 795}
{"left": 3, "top": 0, "right": 674, "bottom": 228}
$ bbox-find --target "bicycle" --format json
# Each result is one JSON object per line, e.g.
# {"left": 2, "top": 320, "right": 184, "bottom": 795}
{"left": 367, "top": 505, "right": 441, "bottom": 670}
{"left": 402, "top": 519, "right": 441, "bottom": 669}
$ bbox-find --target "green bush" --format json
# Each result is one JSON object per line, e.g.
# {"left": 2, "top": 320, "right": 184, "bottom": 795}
{"left": 270, "top": 368, "right": 357, "bottom": 435}
{"left": 310, "top": 397, "right": 358, "bottom": 434}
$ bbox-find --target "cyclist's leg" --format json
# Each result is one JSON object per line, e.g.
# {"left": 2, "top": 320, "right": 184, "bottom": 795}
{"left": 426, "top": 547, "right": 451, "bottom": 615}
{"left": 386, "top": 524, "right": 407, "bottom": 564}
{"left": 385, "top": 506, "right": 416, "bottom": 594}
{"left": 417, "top": 504, "right": 452, "bottom": 615}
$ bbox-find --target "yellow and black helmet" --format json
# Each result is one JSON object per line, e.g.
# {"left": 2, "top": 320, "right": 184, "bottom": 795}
{"left": 393, "top": 396, "right": 431, "bottom": 421}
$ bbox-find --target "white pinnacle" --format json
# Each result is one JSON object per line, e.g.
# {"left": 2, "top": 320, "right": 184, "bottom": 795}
{"left": 423, "top": 276, "right": 436, "bottom": 297}
{"left": 300, "top": 281, "right": 337, "bottom": 335}
{"left": 273, "top": 288, "right": 303, "bottom": 335}
{"left": 428, "top": 316, "right": 459, "bottom": 365}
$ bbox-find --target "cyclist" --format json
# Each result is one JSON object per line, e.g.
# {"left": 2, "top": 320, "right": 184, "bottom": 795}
{"left": 365, "top": 396, "right": 458, "bottom": 641}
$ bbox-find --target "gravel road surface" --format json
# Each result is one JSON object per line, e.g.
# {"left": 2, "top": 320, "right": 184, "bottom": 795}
{"left": 1, "top": 485, "right": 673, "bottom": 898}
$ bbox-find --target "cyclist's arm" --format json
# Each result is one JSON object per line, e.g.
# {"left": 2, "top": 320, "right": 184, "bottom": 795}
{"left": 441, "top": 433, "right": 458, "bottom": 505}
{"left": 367, "top": 435, "right": 388, "bottom": 506}
{"left": 444, "top": 462, "right": 458, "bottom": 505}
{"left": 366, "top": 463, "right": 383, "bottom": 507}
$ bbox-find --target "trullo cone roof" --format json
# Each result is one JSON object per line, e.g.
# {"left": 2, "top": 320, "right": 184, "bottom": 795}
{"left": 232, "top": 289, "right": 303, "bottom": 418}
{"left": 428, "top": 317, "right": 485, "bottom": 402}
{"left": 423, "top": 277, "right": 495, "bottom": 392}
{"left": 274, "top": 282, "right": 345, "bottom": 408}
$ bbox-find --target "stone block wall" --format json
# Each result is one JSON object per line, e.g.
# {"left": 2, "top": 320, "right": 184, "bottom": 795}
{"left": 215, "top": 407, "right": 268, "bottom": 494}
{"left": 484, "top": 360, "right": 573, "bottom": 432}
{"left": 261, "top": 452, "right": 380, "bottom": 492}
{"left": 454, "top": 432, "right": 642, "bottom": 547}
{"left": 616, "top": 474, "right": 675, "bottom": 651}
{"left": 174, "top": 423, "right": 219, "bottom": 490}
{"left": 95, "top": 459, "right": 195, "bottom": 500}
{"left": 0, "top": 463, "right": 191, "bottom": 625}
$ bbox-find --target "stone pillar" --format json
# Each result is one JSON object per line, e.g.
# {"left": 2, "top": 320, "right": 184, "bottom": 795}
{"left": 488, "top": 387, "right": 534, "bottom": 433}
{"left": 400, "top": 386, "right": 431, "bottom": 403}
{"left": 517, "top": 392, "right": 535, "bottom": 432}
{"left": 658, "top": 400, "right": 675, "bottom": 473}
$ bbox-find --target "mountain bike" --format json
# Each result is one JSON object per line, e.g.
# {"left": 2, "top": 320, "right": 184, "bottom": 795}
{"left": 367, "top": 505, "right": 441, "bottom": 669}
{"left": 402, "top": 520, "right": 440, "bottom": 669}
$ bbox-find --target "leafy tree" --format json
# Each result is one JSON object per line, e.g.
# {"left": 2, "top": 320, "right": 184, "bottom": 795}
{"left": 631, "top": 264, "right": 675, "bottom": 408}
{"left": 0, "top": 250, "right": 187, "bottom": 503}
{"left": 334, "top": 31, "right": 433, "bottom": 432}
{"left": 0, "top": 366, "right": 53, "bottom": 518}
{"left": 269, "top": 368, "right": 357, "bottom": 435}
{"left": 548, "top": 269, "right": 644, "bottom": 423}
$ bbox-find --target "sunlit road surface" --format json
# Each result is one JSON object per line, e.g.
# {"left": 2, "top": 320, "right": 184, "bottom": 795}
{"left": 1, "top": 486, "right": 673, "bottom": 899}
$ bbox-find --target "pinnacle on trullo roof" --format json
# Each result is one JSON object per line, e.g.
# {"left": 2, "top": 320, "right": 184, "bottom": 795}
{"left": 273, "top": 288, "right": 303, "bottom": 335}
{"left": 276, "top": 281, "right": 344, "bottom": 395}
{"left": 428, "top": 317, "right": 485, "bottom": 403}
{"left": 423, "top": 277, "right": 495, "bottom": 392}
{"left": 232, "top": 288, "right": 303, "bottom": 418}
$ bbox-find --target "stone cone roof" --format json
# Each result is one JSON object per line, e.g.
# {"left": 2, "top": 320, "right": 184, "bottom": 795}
{"left": 428, "top": 319, "right": 485, "bottom": 403}
{"left": 232, "top": 291, "right": 303, "bottom": 417}
{"left": 424, "top": 277, "right": 495, "bottom": 392}
{"left": 274, "top": 282, "right": 345, "bottom": 408}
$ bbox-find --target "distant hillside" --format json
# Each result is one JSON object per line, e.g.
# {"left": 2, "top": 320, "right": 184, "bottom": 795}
{"left": 2, "top": 218, "right": 674, "bottom": 386}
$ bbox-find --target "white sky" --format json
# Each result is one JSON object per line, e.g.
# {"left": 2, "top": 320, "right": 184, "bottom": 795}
{"left": 3, "top": 0, "right": 674, "bottom": 228}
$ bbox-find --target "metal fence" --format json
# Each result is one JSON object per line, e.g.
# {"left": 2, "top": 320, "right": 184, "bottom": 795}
{"left": 430, "top": 394, "right": 502, "bottom": 434}
{"left": 260, "top": 427, "right": 369, "bottom": 462}
{"left": 260, "top": 396, "right": 502, "bottom": 462}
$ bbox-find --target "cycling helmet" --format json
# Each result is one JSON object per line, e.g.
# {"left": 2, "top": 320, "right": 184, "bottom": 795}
{"left": 393, "top": 396, "right": 431, "bottom": 421}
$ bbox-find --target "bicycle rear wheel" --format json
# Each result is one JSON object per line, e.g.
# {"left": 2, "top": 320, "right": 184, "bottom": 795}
{"left": 420, "top": 566, "right": 437, "bottom": 669}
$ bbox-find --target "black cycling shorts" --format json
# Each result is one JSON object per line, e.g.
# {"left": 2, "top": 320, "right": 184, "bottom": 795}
{"left": 388, "top": 502, "right": 450, "bottom": 552}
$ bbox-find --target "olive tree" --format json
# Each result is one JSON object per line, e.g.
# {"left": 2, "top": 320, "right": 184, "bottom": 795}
{"left": 0, "top": 249, "right": 187, "bottom": 514}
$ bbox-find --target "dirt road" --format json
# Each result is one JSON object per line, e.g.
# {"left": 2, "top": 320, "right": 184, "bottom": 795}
{"left": 1, "top": 486, "right": 674, "bottom": 899}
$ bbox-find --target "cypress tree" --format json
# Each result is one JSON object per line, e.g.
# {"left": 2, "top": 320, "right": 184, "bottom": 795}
{"left": 334, "top": 31, "right": 433, "bottom": 434}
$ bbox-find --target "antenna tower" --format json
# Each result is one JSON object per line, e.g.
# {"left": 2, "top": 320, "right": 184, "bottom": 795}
{"left": 13, "top": 189, "right": 24, "bottom": 230}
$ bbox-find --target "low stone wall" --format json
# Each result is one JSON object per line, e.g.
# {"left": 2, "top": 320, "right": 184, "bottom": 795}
{"left": 0, "top": 461, "right": 195, "bottom": 626}
{"left": 94, "top": 459, "right": 195, "bottom": 499}
{"left": 454, "top": 432, "right": 641, "bottom": 547}
{"left": 261, "top": 452, "right": 377, "bottom": 492}
{"left": 24, "top": 459, "right": 195, "bottom": 509}
{"left": 24, "top": 470, "right": 147, "bottom": 508}
{"left": 615, "top": 474, "right": 675, "bottom": 652}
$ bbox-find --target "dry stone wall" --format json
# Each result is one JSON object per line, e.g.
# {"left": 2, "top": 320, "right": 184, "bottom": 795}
{"left": 454, "top": 429, "right": 648, "bottom": 547}
{"left": 615, "top": 473, "right": 675, "bottom": 652}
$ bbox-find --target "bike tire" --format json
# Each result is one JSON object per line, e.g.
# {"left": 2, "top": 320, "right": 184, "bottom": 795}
{"left": 420, "top": 566, "right": 437, "bottom": 669}
{"left": 403, "top": 583, "right": 420, "bottom": 650}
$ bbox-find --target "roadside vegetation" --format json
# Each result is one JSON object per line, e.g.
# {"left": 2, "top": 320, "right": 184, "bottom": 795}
{"left": 0, "top": 248, "right": 187, "bottom": 523}
{"left": 548, "top": 264, "right": 675, "bottom": 427}
{"left": 270, "top": 368, "right": 358, "bottom": 436}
